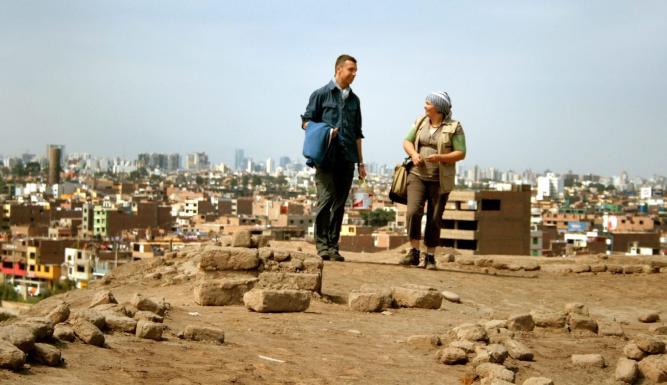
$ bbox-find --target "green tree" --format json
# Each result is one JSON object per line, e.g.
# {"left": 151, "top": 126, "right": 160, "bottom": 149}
{"left": 361, "top": 209, "right": 396, "bottom": 227}
{"left": 11, "top": 162, "right": 26, "bottom": 177}
{"left": 25, "top": 161, "right": 41, "bottom": 176}
{"left": 0, "top": 282, "right": 19, "bottom": 301}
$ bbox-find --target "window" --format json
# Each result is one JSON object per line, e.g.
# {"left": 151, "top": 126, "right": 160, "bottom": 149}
{"left": 29, "top": 265, "right": 35, "bottom": 271}
{"left": 44, "top": 266, "right": 50, "bottom": 273}
{"left": 77, "top": 252, "right": 82, "bottom": 259}
{"left": 481, "top": 199, "right": 501, "bottom": 211}
{"left": 77, "top": 265, "right": 85, "bottom": 273}
{"left": 532, "top": 238, "right": 539, "bottom": 245}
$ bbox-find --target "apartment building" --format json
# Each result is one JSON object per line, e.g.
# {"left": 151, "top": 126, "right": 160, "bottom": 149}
{"left": 441, "top": 187, "right": 531, "bottom": 255}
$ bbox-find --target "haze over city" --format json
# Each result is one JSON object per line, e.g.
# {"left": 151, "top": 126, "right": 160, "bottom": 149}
{"left": 1, "top": 1, "right": 665, "bottom": 177}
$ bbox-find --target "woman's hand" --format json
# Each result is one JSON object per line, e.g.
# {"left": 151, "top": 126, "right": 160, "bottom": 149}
{"left": 425, "top": 154, "right": 443, "bottom": 163}
{"left": 411, "top": 153, "right": 424, "bottom": 167}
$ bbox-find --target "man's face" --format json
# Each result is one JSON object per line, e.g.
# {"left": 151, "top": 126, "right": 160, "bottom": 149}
{"left": 335, "top": 60, "right": 357, "bottom": 88}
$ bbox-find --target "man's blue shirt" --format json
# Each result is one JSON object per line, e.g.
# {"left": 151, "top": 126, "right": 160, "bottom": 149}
{"left": 301, "top": 80, "right": 363, "bottom": 164}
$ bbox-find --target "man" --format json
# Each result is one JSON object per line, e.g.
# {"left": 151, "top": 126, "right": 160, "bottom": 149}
{"left": 301, "top": 54, "right": 366, "bottom": 262}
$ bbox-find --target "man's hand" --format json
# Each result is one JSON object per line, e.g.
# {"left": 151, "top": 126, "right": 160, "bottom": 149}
{"left": 331, "top": 127, "right": 339, "bottom": 139}
{"left": 358, "top": 164, "right": 367, "bottom": 180}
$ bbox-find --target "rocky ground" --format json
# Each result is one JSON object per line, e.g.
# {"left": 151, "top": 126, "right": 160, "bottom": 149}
{"left": 1, "top": 240, "right": 666, "bottom": 385}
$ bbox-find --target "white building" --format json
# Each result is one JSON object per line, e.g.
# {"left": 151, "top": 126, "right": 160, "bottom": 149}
{"left": 536, "top": 173, "right": 564, "bottom": 200}
{"left": 64, "top": 247, "right": 95, "bottom": 288}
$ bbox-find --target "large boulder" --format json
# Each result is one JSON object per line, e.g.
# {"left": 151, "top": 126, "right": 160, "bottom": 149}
{"left": 635, "top": 334, "right": 666, "bottom": 354}
{"left": 13, "top": 317, "right": 54, "bottom": 341}
{"left": 194, "top": 278, "right": 258, "bottom": 306}
{"left": 73, "top": 309, "right": 106, "bottom": 330}
{"left": 530, "top": 310, "right": 566, "bottom": 328}
{"left": 243, "top": 289, "right": 310, "bottom": 313}
{"left": 615, "top": 357, "right": 638, "bottom": 384}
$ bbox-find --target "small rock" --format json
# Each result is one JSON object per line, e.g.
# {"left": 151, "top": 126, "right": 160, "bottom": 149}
{"left": 183, "top": 326, "right": 224, "bottom": 343}
{"left": 392, "top": 285, "right": 442, "bottom": 309}
{"left": 135, "top": 320, "right": 164, "bottom": 341}
{"left": 449, "top": 340, "right": 476, "bottom": 353}
{"left": 649, "top": 324, "right": 667, "bottom": 335}
{"left": 437, "top": 347, "right": 468, "bottom": 365}
{"left": 441, "top": 291, "right": 461, "bottom": 303}
{"left": 522, "top": 378, "right": 554, "bottom": 385}
{"left": 132, "top": 293, "right": 167, "bottom": 316}
{"left": 598, "top": 321, "right": 625, "bottom": 337}
{"left": 89, "top": 290, "right": 117, "bottom": 308}
{"left": 53, "top": 324, "right": 76, "bottom": 342}
{"left": 568, "top": 313, "right": 598, "bottom": 334}
{"left": 103, "top": 314, "right": 137, "bottom": 333}
{"left": 453, "top": 323, "right": 488, "bottom": 342}
{"left": 571, "top": 353, "right": 606, "bottom": 368}
{"left": 134, "top": 311, "right": 164, "bottom": 323}
{"left": 623, "top": 343, "right": 647, "bottom": 360}
{"left": 74, "top": 309, "right": 106, "bottom": 329}
{"left": 72, "top": 319, "right": 105, "bottom": 347}
{"left": 504, "top": 339, "right": 533, "bottom": 361}
{"left": 0, "top": 340, "right": 26, "bottom": 370}
{"left": 615, "top": 357, "right": 638, "bottom": 383}
{"left": 487, "top": 327, "right": 515, "bottom": 344}
{"left": 639, "top": 311, "right": 660, "bottom": 323}
{"left": 530, "top": 310, "right": 566, "bottom": 329}
{"left": 31, "top": 343, "right": 62, "bottom": 366}
{"left": 635, "top": 333, "right": 666, "bottom": 354}
{"left": 46, "top": 302, "right": 70, "bottom": 324}
{"left": 406, "top": 335, "right": 440, "bottom": 349}
{"left": 484, "top": 320, "right": 508, "bottom": 331}
{"left": 637, "top": 354, "right": 667, "bottom": 382}
{"left": 564, "top": 302, "right": 589, "bottom": 316}
{"left": 507, "top": 313, "right": 535, "bottom": 331}
{"left": 475, "top": 363, "right": 515, "bottom": 382}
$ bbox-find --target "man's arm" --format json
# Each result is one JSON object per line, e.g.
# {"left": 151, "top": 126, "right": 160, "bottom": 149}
{"left": 356, "top": 138, "right": 366, "bottom": 179}
{"left": 301, "top": 91, "right": 321, "bottom": 129}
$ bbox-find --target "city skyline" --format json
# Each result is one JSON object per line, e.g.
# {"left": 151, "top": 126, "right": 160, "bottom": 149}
{"left": 1, "top": 1, "right": 666, "bottom": 177}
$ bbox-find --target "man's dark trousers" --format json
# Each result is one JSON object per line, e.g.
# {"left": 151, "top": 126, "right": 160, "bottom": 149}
{"left": 314, "top": 162, "right": 355, "bottom": 257}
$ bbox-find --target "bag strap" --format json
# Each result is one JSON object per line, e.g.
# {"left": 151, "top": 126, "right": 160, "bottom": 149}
{"left": 413, "top": 115, "right": 429, "bottom": 152}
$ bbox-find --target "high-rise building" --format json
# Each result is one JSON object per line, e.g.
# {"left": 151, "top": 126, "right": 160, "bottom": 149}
{"left": 279, "top": 156, "right": 291, "bottom": 168}
{"left": 235, "top": 149, "right": 245, "bottom": 171}
{"left": 167, "top": 153, "right": 181, "bottom": 171}
{"left": 266, "top": 158, "right": 273, "bottom": 174}
{"left": 47, "top": 145, "right": 64, "bottom": 185}
{"left": 186, "top": 152, "right": 210, "bottom": 171}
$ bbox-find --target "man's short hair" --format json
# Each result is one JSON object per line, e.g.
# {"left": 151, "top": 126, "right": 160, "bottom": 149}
{"left": 335, "top": 54, "right": 357, "bottom": 69}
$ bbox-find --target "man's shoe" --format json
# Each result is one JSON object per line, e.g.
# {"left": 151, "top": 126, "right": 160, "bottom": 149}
{"left": 424, "top": 253, "right": 437, "bottom": 270}
{"left": 399, "top": 248, "right": 420, "bottom": 267}
{"left": 319, "top": 253, "right": 331, "bottom": 261}
{"left": 330, "top": 251, "right": 345, "bottom": 262}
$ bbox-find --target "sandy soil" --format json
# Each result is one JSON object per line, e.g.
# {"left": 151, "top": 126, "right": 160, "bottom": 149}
{"left": 1, "top": 243, "right": 666, "bottom": 385}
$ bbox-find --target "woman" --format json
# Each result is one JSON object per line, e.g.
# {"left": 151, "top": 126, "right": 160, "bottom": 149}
{"left": 399, "top": 91, "right": 466, "bottom": 270}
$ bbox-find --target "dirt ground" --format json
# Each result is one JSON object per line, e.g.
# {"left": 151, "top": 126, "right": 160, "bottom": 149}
{"left": 1, "top": 243, "right": 666, "bottom": 385}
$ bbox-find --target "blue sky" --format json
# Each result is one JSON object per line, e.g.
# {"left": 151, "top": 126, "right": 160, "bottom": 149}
{"left": 0, "top": 1, "right": 665, "bottom": 177}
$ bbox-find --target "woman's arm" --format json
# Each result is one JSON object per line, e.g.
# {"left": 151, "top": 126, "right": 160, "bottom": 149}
{"left": 403, "top": 140, "right": 424, "bottom": 166}
{"left": 425, "top": 150, "right": 465, "bottom": 164}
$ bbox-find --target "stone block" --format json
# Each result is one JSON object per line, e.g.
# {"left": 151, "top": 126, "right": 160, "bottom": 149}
{"left": 348, "top": 291, "right": 391, "bottom": 313}
{"left": 73, "top": 319, "right": 105, "bottom": 347}
{"left": 103, "top": 314, "right": 138, "bottom": 333}
{"left": 453, "top": 323, "right": 488, "bottom": 342}
{"left": 31, "top": 343, "right": 62, "bottom": 366}
{"left": 199, "top": 247, "right": 259, "bottom": 271}
{"left": 615, "top": 357, "right": 638, "bottom": 383}
{"left": 507, "top": 313, "right": 535, "bottom": 331}
{"left": 568, "top": 313, "right": 598, "bottom": 334}
{"left": 243, "top": 289, "right": 310, "bottom": 313}
{"left": 89, "top": 290, "right": 117, "bottom": 308}
{"left": 571, "top": 354, "right": 606, "bottom": 368}
{"left": 437, "top": 347, "right": 467, "bottom": 364}
{"left": 46, "top": 302, "right": 70, "bottom": 325}
{"left": 635, "top": 333, "right": 665, "bottom": 354}
{"left": 53, "top": 324, "right": 75, "bottom": 342}
{"left": 131, "top": 293, "right": 168, "bottom": 316}
{"left": 530, "top": 310, "right": 566, "bottom": 328}
{"left": 194, "top": 278, "right": 258, "bottom": 306}
{"left": 504, "top": 338, "right": 533, "bottom": 361}
{"left": 258, "top": 272, "right": 321, "bottom": 292}
{"left": 637, "top": 354, "right": 667, "bottom": 382}
{"left": 232, "top": 230, "right": 252, "bottom": 247}
{"left": 136, "top": 320, "right": 164, "bottom": 341}
{"left": 183, "top": 325, "right": 224, "bottom": 344}
{"left": 392, "top": 285, "right": 442, "bottom": 309}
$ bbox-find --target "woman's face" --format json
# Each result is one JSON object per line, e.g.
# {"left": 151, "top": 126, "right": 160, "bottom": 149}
{"left": 424, "top": 100, "right": 440, "bottom": 116}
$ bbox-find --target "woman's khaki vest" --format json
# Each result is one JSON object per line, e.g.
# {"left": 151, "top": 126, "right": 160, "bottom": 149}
{"left": 413, "top": 116, "right": 460, "bottom": 193}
